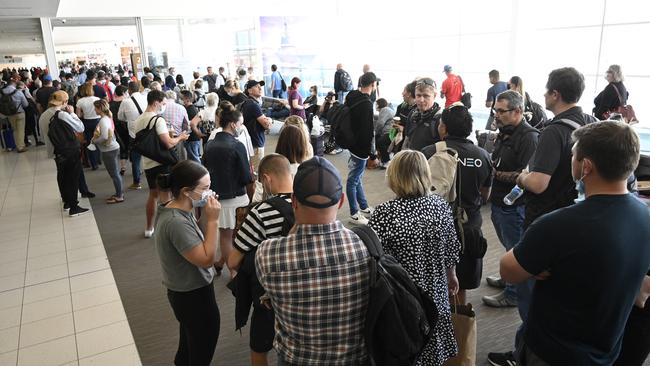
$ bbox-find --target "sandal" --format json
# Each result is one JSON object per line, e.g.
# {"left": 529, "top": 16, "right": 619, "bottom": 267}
{"left": 106, "top": 196, "right": 125, "bottom": 204}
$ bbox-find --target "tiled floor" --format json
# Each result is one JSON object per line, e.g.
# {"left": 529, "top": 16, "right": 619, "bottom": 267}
{"left": 0, "top": 147, "right": 141, "bottom": 366}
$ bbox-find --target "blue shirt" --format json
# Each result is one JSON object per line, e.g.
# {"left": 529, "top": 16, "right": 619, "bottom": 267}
{"left": 271, "top": 71, "right": 282, "bottom": 91}
{"left": 514, "top": 194, "right": 650, "bottom": 365}
{"left": 486, "top": 81, "right": 508, "bottom": 106}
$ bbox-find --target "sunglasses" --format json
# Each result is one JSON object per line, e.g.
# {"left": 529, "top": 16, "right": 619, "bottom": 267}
{"left": 416, "top": 78, "right": 437, "bottom": 88}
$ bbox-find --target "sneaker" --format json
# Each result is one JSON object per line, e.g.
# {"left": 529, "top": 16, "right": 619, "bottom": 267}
{"left": 359, "top": 206, "right": 374, "bottom": 216}
{"left": 482, "top": 291, "right": 517, "bottom": 308}
{"left": 487, "top": 351, "right": 516, "bottom": 366}
{"left": 36, "top": 141, "right": 45, "bottom": 146}
{"left": 486, "top": 275, "right": 506, "bottom": 289}
{"left": 63, "top": 202, "right": 70, "bottom": 211}
{"left": 81, "top": 191, "right": 96, "bottom": 198}
{"left": 349, "top": 214, "right": 369, "bottom": 226}
{"left": 326, "top": 148, "right": 343, "bottom": 155}
{"left": 17, "top": 147, "right": 28, "bottom": 153}
{"left": 144, "top": 228, "right": 155, "bottom": 238}
{"left": 128, "top": 183, "right": 142, "bottom": 190}
{"left": 69, "top": 206, "right": 89, "bottom": 217}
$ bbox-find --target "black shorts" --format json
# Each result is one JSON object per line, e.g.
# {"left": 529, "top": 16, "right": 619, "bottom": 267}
{"left": 145, "top": 165, "right": 170, "bottom": 189}
{"left": 456, "top": 253, "right": 483, "bottom": 290}
{"left": 250, "top": 305, "right": 275, "bottom": 353}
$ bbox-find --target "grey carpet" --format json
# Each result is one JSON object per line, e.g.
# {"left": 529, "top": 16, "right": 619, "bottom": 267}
{"left": 85, "top": 134, "right": 648, "bottom": 366}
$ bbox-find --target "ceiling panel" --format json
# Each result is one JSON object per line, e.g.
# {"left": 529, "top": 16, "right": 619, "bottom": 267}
{"left": 0, "top": 18, "right": 43, "bottom": 55}
{"left": 0, "top": 0, "right": 60, "bottom": 18}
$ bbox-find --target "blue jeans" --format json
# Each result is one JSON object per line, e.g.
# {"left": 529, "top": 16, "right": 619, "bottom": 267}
{"left": 490, "top": 204, "right": 525, "bottom": 301}
{"left": 130, "top": 149, "right": 142, "bottom": 184}
{"left": 185, "top": 140, "right": 202, "bottom": 163}
{"left": 272, "top": 90, "right": 283, "bottom": 98}
{"left": 346, "top": 155, "right": 368, "bottom": 216}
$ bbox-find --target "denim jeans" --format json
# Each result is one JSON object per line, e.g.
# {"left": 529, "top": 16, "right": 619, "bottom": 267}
{"left": 185, "top": 140, "right": 202, "bottom": 163}
{"left": 129, "top": 149, "right": 142, "bottom": 184}
{"left": 346, "top": 154, "right": 368, "bottom": 216}
{"left": 101, "top": 149, "right": 123, "bottom": 197}
{"left": 272, "top": 90, "right": 283, "bottom": 98}
{"left": 490, "top": 204, "right": 525, "bottom": 302}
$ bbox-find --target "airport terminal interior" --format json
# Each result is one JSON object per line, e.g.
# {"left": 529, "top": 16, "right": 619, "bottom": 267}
{"left": 1, "top": 0, "right": 649, "bottom": 365}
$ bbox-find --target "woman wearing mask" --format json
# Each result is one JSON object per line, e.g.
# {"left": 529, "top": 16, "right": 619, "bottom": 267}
{"left": 370, "top": 150, "right": 460, "bottom": 366}
{"left": 92, "top": 99, "right": 124, "bottom": 203}
{"left": 155, "top": 160, "right": 221, "bottom": 366}
{"left": 287, "top": 77, "right": 307, "bottom": 119}
{"left": 202, "top": 103, "right": 253, "bottom": 277}
{"left": 224, "top": 79, "right": 247, "bottom": 106}
{"left": 76, "top": 82, "right": 101, "bottom": 170}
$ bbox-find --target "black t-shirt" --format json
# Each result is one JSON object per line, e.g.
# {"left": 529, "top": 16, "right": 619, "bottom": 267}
{"left": 184, "top": 104, "right": 200, "bottom": 142}
{"left": 524, "top": 106, "right": 597, "bottom": 228}
{"left": 230, "top": 92, "right": 247, "bottom": 106}
{"left": 242, "top": 99, "right": 264, "bottom": 148}
{"left": 490, "top": 120, "right": 539, "bottom": 206}
{"left": 35, "top": 86, "right": 55, "bottom": 109}
{"left": 514, "top": 194, "right": 650, "bottom": 365}
{"left": 422, "top": 137, "right": 493, "bottom": 222}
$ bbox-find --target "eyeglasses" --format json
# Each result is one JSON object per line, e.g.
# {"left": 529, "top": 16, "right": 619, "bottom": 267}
{"left": 494, "top": 108, "right": 515, "bottom": 115}
{"left": 416, "top": 78, "right": 436, "bottom": 88}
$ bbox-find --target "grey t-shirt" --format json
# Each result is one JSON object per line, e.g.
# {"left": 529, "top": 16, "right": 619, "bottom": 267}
{"left": 155, "top": 206, "right": 215, "bottom": 292}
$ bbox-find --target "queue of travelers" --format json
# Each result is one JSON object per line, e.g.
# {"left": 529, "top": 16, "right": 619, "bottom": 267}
{"left": 1, "top": 61, "right": 648, "bottom": 366}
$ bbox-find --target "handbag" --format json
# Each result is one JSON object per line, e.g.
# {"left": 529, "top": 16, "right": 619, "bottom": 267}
{"left": 132, "top": 115, "right": 178, "bottom": 166}
{"left": 604, "top": 84, "right": 637, "bottom": 124}
{"left": 458, "top": 76, "right": 472, "bottom": 109}
{"left": 443, "top": 297, "right": 477, "bottom": 366}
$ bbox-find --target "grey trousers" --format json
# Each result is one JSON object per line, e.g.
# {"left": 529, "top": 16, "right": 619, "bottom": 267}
{"left": 101, "top": 149, "right": 123, "bottom": 197}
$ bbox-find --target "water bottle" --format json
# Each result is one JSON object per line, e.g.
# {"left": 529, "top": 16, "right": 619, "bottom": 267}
{"left": 503, "top": 185, "right": 524, "bottom": 205}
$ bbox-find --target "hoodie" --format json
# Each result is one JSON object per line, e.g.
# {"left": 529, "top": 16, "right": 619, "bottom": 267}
{"left": 345, "top": 90, "right": 374, "bottom": 159}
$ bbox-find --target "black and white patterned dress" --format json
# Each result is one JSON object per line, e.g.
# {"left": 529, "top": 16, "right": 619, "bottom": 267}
{"left": 369, "top": 194, "right": 461, "bottom": 366}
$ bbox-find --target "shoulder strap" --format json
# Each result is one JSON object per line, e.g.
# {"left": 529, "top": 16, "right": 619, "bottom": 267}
{"left": 264, "top": 196, "right": 295, "bottom": 235}
{"left": 555, "top": 118, "right": 581, "bottom": 131}
{"left": 458, "top": 75, "right": 466, "bottom": 93}
{"left": 351, "top": 225, "right": 383, "bottom": 259}
{"left": 610, "top": 83, "right": 625, "bottom": 106}
{"left": 50, "top": 110, "right": 61, "bottom": 124}
{"left": 131, "top": 96, "right": 142, "bottom": 114}
{"left": 147, "top": 115, "right": 160, "bottom": 130}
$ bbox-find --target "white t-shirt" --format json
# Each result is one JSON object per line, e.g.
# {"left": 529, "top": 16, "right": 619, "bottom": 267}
{"left": 93, "top": 116, "right": 120, "bottom": 152}
{"left": 77, "top": 96, "right": 100, "bottom": 119}
{"left": 134, "top": 111, "right": 169, "bottom": 170}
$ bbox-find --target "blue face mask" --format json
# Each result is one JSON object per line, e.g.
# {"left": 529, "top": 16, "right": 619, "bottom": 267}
{"left": 189, "top": 189, "right": 214, "bottom": 208}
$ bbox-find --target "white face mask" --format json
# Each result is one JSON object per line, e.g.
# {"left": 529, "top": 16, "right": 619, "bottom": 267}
{"left": 186, "top": 189, "right": 214, "bottom": 208}
{"left": 158, "top": 104, "right": 166, "bottom": 115}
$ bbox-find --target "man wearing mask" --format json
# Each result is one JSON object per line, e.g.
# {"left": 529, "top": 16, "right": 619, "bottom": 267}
{"left": 483, "top": 91, "right": 539, "bottom": 366}
{"left": 133, "top": 90, "right": 189, "bottom": 238}
{"left": 500, "top": 121, "right": 650, "bottom": 365}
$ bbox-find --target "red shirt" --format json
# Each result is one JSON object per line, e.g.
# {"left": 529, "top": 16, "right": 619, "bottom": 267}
{"left": 441, "top": 74, "right": 463, "bottom": 108}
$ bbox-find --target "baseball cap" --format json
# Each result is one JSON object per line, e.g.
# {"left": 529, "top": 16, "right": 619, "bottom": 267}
{"left": 49, "top": 91, "right": 69, "bottom": 106}
{"left": 443, "top": 65, "right": 453, "bottom": 73}
{"left": 359, "top": 72, "right": 377, "bottom": 88}
{"left": 293, "top": 157, "right": 343, "bottom": 208}
{"left": 245, "top": 79, "right": 265, "bottom": 90}
{"left": 43, "top": 74, "right": 53, "bottom": 81}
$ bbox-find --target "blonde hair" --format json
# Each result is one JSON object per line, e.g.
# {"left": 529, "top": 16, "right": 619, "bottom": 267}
{"left": 206, "top": 92, "right": 219, "bottom": 107}
{"left": 386, "top": 150, "right": 432, "bottom": 198}
{"left": 79, "top": 82, "right": 94, "bottom": 98}
{"left": 93, "top": 99, "right": 112, "bottom": 119}
{"left": 607, "top": 64, "right": 624, "bottom": 82}
{"left": 284, "top": 115, "right": 306, "bottom": 129}
{"left": 224, "top": 79, "right": 240, "bottom": 93}
{"left": 150, "top": 81, "right": 162, "bottom": 91}
{"left": 282, "top": 115, "right": 313, "bottom": 159}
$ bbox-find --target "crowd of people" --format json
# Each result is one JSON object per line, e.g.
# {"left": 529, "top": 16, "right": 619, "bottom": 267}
{"left": 1, "top": 60, "right": 648, "bottom": 366}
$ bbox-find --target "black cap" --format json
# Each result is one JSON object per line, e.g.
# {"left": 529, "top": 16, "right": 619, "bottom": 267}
{"left": 245, "top": 79, "right": 265, "bottom": 90}
{"left": 359, "top": 72, "right": 377, "bottom": 87}
{"left": 293, "top": 157, "right": 343, "bottom": 208}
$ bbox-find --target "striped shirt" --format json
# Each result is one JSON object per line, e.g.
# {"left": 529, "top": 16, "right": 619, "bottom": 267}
{"left": 234, "top": 194, "right": 292, "bottom": 252}
{"left": 255, "top": 221, "right": 370, "bottom": 365}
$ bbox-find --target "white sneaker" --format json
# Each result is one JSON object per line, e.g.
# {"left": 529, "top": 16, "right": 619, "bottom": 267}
{"left": 359, "top": 206, "right": 374, "bottom": 216}
{"left": 349, "top": 214, "right": 369, "bottom": 225}
{"left": 144, "top": 228, "right": 155, "bottom": 238}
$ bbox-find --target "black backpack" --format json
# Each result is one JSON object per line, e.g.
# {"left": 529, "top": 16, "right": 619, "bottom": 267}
{"left": 525, "top": 99, "right": 548, "bottom": 130}
{"left": 352, "top": 225, "right": 438, "bottom": 366}
{"left": 341, "top": 70, "right": 354, "bottom": 91}
{"left": 48, "top": 111, "right": 80, "bottom": 155}
{"left": 0, "top": 88, "right": 19, "bottom": 116}
{"left": 330, "top": 97, "right": 371, "bottom": 149}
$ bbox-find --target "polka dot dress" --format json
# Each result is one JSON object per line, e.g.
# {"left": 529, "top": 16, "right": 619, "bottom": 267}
{"left": 369, "top": 194, "right": 461, "bottom": 366}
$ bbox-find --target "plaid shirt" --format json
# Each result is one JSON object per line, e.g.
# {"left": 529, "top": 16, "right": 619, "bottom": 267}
{"left": 161, "top": 99, "right": 188, "bottom": 135}
{"left": 256, "top": 221, "right": 370, "bottom": 365}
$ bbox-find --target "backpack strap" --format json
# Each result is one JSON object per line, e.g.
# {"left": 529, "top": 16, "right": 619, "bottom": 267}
{"left": 147, "top": 115, "right": 161, "bottom": 130}
{"left": 555, "top": 118, "right": 581, "bottom": 131}
{"left": 264, "top": 196, "right": 295, "bottom": 236}
{"left": 351, "top": 225, "right": 383, "bottom": 259}
{"left": 131, "top": 96, "right": 142, "bottom": 114}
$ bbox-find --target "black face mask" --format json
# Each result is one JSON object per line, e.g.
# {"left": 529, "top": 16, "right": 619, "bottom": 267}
{"left": 499, "top": 124, "right": 517, "bottom": 135}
